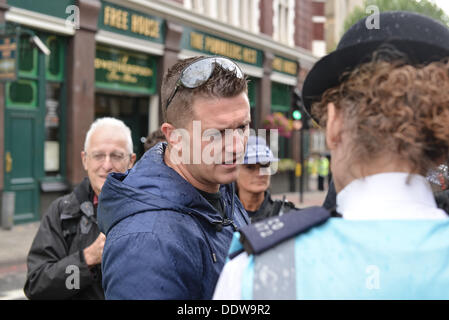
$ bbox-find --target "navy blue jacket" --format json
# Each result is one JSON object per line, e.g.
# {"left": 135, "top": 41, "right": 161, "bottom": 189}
{"left": 98, "top": 143, "right": 250, "bottom": 299}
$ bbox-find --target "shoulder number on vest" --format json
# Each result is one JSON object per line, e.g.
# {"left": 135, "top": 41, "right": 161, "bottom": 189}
{"left": 239, "top": 206, "right": 331, "bottom": 255}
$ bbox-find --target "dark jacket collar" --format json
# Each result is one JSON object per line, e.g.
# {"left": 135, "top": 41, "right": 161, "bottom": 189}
{"left": 60, "top": 177, "right": 96, "bottom": 221}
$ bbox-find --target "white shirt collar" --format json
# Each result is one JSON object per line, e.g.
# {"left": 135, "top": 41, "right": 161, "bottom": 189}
{"left": 337, "top": 172, "right": 447, "bottom": 220}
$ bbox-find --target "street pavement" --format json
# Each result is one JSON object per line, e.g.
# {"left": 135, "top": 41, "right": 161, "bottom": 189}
{"left": 0, "top": 222, "right": 39, "bottom": 300}
{"left": 0, "top": 190, "right": 327, "bottom": 300}
{"left": 272, "top": 190, "right": 327, "bottom": 209}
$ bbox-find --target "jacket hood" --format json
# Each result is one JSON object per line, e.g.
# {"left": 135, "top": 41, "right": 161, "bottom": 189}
{"left": 98, "top": 142, "right": 241, "bottom": 234}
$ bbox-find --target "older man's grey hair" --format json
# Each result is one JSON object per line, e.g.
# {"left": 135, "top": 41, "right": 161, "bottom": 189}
{"left": 84, "top": 117, "right": 133, "bottom": 154}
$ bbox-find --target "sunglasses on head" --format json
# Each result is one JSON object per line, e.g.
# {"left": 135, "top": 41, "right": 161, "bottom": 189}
{"left": 165, "top": 56, "right": 244, "bottom": 110}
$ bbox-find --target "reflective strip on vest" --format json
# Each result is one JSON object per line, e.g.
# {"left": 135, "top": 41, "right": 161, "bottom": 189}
{"left": 242, "top": 238, "right": 296, "bottom": 299}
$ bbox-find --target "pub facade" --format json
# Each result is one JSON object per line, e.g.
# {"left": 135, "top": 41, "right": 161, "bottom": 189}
{"left": 0, "top": 0, "right": 317, "bottom": 224}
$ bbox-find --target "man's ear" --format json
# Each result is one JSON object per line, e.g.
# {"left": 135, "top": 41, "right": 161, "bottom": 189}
{"left": 326, "top": 102, "right": 343, "bottom": 150}
{"left": 81, "top": 151, "right": 88, "bottom": 171}
{"left": 129, "top": 153, "right": 137, "bottom": 169}
{"left": 161, "top": 122, "right": 183, "bottom": 148}
{"left": 161, "top": 123, "right": 173, "bottom": 143}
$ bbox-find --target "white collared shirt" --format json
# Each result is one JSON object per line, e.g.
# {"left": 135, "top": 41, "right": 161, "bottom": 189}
{"left": 213, "top": 172, "right": 448, "bottom": 300}
{"left": 337, "top": 172, "right": 447, "bottom": 220}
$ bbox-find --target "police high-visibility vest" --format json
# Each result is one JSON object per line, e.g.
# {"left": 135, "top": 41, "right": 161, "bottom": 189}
{"left": 236, "top": 219, "right": 449, "bottom": 299}
{"left": 318, "top": 157, "right": 329, "bottom": 177}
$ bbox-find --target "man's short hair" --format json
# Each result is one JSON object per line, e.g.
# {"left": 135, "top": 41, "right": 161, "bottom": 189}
{"left": 160, "top": 56, "right": 248, "bottom": 127}
{"left": 84, "top": 117, "right": 133, "bottom": 154}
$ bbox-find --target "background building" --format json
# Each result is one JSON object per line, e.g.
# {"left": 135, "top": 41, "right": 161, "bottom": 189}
{"left": 0, "top": 0, "right": 320, "bottom": 225}
{"left": 325, "top": 0, "right": 364, "bottom": 52}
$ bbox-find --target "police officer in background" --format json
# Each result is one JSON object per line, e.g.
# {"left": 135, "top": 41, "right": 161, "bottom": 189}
{"left": 236, "top": 135, "right": 295, "bottom": 223}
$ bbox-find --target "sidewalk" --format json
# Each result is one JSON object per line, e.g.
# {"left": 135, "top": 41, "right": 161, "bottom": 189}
{"left": 272, "top": 190, "right": 327, "bottom": 209}
{"left": 0, "top": 222, "right": 39, "bottom": 300}
{"left": 0, "top": 222, "right": 39, "bottom": 270}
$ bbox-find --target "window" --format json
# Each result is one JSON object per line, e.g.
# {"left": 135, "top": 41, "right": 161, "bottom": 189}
{"left": 271, "top": 82, "right": 293, "bottom": 159}
{"left": 184, "top": 0, "right": 206, "bottom": 14}
{"left": 273, "top": 0, "right": 295, "bottom": 46}
{"left": 44, "top": 35, "right": 66, "bottom": 178}
{"left": 44, "top": 83, "right": 62, "bottom": 176}
{"left": 217, "top": 0, "right": 228, "bottom": 22}
{"left": 239, "top": 0, "right": 260, "bottom": 32}
{"left": 247, "top": 77, "right": 258, "bottom": 129}
{"left": 186, "top": 0, "right": 260, "bottom": 33}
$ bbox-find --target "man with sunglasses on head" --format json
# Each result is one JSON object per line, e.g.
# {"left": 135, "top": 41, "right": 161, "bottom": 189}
{"left": 236, "top": 135, "right": 295, "bottom": 223}
{"left": 98, "top": 56, "right": 251, "bottom": 299}
{"left": 24, "top": 117, "right": 136, "bottom": 300}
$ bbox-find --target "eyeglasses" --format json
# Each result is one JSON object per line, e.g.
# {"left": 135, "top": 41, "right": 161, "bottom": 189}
{"left": 243, "top": 163, "right": 271, "bottom": 171}
{"left": 87, "top": 152, "right": 130, "bottom": 164}
{"left": 165, "top": 56, "right": 244, "bottom": 110}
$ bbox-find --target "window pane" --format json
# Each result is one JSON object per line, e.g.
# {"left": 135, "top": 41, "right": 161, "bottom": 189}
{"left": 6, "top": 79, "right": 38, "bottom": 107}
{"left": 47, "top": 36, "right": 61, "bottom": 78}
{"left": 18, "top": 35, "right": 37, "bottom": 76}
{"left": 44, "top": 83, "right": 62, "bottom": 175}
{"left": 271, "top": 82, "right": 291, "bottom": 111}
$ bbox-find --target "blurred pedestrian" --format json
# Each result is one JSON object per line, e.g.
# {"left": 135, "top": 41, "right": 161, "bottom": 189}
{"left": 143, "top": 129, "right": 166, "bottom": 152}
{"left": 317, "top": 155, "right": 329, "bottom": 191}
{"left": 98, "top": 56, "right": 250, "bottom": 299}
{"left": 236, "top": 135, "right": 295, "bottom": 223}
{"left": 214, "top": 11, "right": 449, "bottom": 299}
{"left": 24, "top": 117, "right": 136, "bottom": 300}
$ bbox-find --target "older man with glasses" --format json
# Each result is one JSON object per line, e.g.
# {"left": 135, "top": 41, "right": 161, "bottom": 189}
{"left": 24, "top": 117, "right": 136, "bottom": 300}
{"left": 97, "top": 56, "right": 251, "bottom": 299}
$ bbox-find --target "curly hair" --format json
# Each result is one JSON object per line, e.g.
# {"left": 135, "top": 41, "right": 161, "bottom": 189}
{"left": 161, "top": 56, "right": 248, "bottom": 127}
{"left": 312, "top": 56, "right": 449, "bottom": 176}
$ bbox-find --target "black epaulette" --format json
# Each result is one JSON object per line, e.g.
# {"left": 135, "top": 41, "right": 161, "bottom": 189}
{"left": 239, "top": 206, "right": 331, "bottom": 255}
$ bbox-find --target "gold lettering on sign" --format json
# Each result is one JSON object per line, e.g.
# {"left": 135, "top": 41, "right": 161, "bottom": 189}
{"left": 104, "top": 6, "right": 128, "bottom": 30}
{"left": 189, "top": 31, "right": 259, "bottom": 65}
{"left": 0, "top": 38, "right": 16, "bottom": 59}
{"left": 273, "top": 57, "right": 283, "bottom": 72}
{"left": 190, "top": 32, "right": 204, "bottom": 51}
{"left": 283, "top": 60, "right": 297, "bottom": 75}
{"left": 242, "top": 48, "right": 257, "bottom": 64}
{"left": 95, "top": 52, "right": 153, "bottom": 84}
{"left": 273, "top": 57, "right": 297, "bottom": 75}
{"left": 204, "top": 37, "right": 242, "bottom": 61}
{"left": 131, "top": 15, "right": 160, "bottom": 38}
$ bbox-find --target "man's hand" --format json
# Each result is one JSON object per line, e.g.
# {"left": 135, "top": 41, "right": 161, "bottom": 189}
{"left": 83, "top": 233, "right": 106, "bottom": 267}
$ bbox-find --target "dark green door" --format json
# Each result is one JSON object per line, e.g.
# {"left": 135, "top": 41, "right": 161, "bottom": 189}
{"left": 3, "top": 31, "right": 67, "bottom": 224}
{"left": 4, "top": 34, "right": 41, "bottom": 223}
{"left": 4, "top": 106, "right": 40, "bottom": 223}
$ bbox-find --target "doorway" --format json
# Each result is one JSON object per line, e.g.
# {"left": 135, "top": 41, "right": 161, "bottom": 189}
{"left": 95, "top": 93, "right": 149, "bottom": 160}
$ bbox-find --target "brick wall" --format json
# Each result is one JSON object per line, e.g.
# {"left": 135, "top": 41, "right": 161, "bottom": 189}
{"left": 259, "top": 0, "right": 274, "bottom": 36}
{"left": 294, "top": 0, "right": 313, "bottom": 50}
{"left": 312, "top": 1, "right": 324, "bottom": 16}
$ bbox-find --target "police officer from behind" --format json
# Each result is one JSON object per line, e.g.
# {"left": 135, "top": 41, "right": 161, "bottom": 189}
{"left": 24, "top": 118, "right": 136, "bottom": 300}
{"left": 236, "top": 135, "right": 295, "bottom": 223}
{"left": 214, "top": 12, "right": 449, "bottom": 299}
